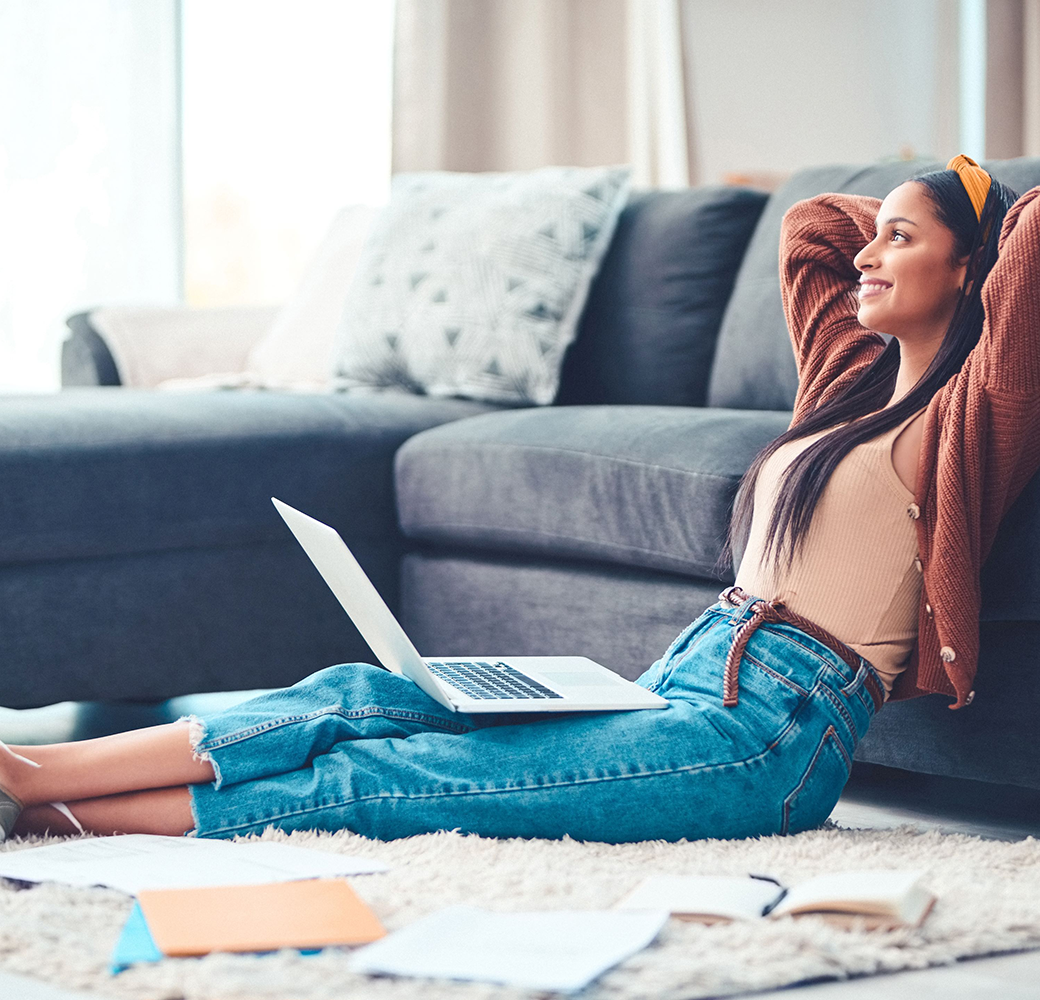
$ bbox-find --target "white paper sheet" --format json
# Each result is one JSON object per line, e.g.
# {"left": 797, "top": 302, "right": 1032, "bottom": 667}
{"left": 614, "top": 874, "right": 784, "bottom": 920}
{"left": 349, "top": 904, "right": 669, "bottom": 993}
{"left": 0, "top": 834, "right": 387, "bottom": 895}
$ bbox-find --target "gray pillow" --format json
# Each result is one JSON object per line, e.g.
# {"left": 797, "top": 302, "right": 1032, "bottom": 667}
{"left": 332, "top": 165, "right": 631, "bottom": 405}
{"left": 556, "top": 186, "right": 768, "bottom": 406}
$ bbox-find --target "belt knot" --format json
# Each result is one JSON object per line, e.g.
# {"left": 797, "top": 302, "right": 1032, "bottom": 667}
{"left": 723, "top": 598, "right": 785, "bottom": 706}
{"left": 718, "top": 586, "right": 881, "bottom": 711}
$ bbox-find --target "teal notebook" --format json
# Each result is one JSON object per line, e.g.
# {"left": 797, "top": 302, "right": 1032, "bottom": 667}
{"left": 110, "top": 902, "right": 163, "bottom": 973}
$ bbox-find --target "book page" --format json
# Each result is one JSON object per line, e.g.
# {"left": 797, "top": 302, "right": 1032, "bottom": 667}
{"left": 800, "top": 903, "right": 935, "bottom": 932}
{"left": 770, "top": 869, "right": 929, "bottom": 920}
{"left": 614, "top": 875, "right": 784, "bottom": 921}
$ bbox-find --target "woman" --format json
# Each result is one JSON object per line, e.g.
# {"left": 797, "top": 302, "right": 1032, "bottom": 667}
{"left": 2, "top": 156, "right": 1037, "bottom": 844}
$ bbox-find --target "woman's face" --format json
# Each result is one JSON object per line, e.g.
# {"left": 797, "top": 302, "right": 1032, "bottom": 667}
{"left": 852, "top": 181, "right": 969, "bottom": 341}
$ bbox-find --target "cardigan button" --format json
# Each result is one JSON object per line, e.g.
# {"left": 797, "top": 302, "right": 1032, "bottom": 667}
{"left": 914, "top": 556, "right": 923, "bottom": 573}
{"left": 940, "top": 645, "right": 956, "bottom": 662}
{"left": 925, "top": 603, "right": 933, "bottom": 615}
{"left": 965, "top": 690, "right": 975, "bottom": 706}
{"left": 907, "top": 502, "right": 921, "bottom": 519}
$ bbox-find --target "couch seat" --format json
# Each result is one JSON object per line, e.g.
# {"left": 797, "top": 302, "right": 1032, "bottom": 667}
{"left": 396, "top": 405, "right": 793, "bottom": 579}
{"left": 0, "top": 389, "right": 501, "bottom": 565}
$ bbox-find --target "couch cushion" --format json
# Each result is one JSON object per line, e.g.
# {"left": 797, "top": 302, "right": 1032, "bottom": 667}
{"left": 705, "top": 156, "right": 1040, "bottom": 411}
{"left": 556, "top": 186, "right": 767, "bottom": 407}
{"left": 396, "top": 405, "right": 792, "bottom": 579}
{"left": 0, "top": 389, "right": 501, "bottom": 565}
{"left": 333, "top": 165, "right": 631, "bottom": 406}
{"left": 980, "top": 464, "right": 1040, "bottom": 622}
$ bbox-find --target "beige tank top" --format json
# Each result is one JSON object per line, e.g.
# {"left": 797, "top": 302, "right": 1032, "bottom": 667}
{"left": 733, "top": 406, "right": 927, "bottom": 698}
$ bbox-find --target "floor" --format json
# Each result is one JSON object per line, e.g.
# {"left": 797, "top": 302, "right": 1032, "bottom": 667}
{"left": 2, "top": 694, "right": 1039, "bottom": 1000}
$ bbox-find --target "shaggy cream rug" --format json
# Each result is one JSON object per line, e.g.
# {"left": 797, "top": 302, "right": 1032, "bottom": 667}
{"left": 1, "top": 823, "right": 1039, "bottom": 1000}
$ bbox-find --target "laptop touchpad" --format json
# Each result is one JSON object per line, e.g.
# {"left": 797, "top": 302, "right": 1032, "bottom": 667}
{"left": 541, "top": 672, "right": 621, "bottom": 687}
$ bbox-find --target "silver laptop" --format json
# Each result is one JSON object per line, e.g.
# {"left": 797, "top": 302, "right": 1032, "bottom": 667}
{"left": 272, "top": 498, "right": 667, "bottom": 714}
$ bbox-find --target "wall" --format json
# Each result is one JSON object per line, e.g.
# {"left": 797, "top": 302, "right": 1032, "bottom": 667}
{"left": 680, "top": 0, "right": 960, "bottom": 184}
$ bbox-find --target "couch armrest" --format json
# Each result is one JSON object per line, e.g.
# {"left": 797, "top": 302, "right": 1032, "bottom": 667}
{"left": 62, "top": 313, "right": 122, "bottom": 386}
{"left": 62, "top": 305, "right": 280, "bottom": 388}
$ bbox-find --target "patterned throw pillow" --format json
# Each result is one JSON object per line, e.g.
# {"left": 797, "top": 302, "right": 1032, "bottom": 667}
{"left": 331, "top": 165, "right": 632, "bottom": 405}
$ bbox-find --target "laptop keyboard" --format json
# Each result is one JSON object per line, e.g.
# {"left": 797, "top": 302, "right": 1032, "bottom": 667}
{"left": 425, "top": 661, "right": 563, "bottom": 700}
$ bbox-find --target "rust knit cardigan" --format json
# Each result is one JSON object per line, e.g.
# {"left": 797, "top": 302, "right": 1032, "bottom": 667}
{"left": 779, "top": 186, "right": 1040, "bottom": 710}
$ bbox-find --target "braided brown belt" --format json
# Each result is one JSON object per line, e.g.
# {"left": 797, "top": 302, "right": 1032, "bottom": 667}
{"left": 718, "top": 585, "right": 884, "bottom": 712}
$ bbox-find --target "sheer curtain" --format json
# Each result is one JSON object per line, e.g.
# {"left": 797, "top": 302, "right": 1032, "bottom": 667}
{"left": 392, "top": 0, "right": 695, "bottom": 188}
{"left": 0, "top": 1, "right": 181, "bottom": 392}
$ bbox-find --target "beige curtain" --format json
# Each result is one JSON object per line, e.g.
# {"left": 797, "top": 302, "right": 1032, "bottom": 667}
{"left": 985, "top": 0, "right": 1040, "bottom": 158}
{"left": 1025, "top": 0, "right": 1040, "bottom": 156}
{"left": 391, "top": 0, "right": 695, "bottom": 187}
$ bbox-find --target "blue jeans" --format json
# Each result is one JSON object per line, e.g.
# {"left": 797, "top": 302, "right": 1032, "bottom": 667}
{"left": 188, "top": 589, "right": 882, "bottom": 842}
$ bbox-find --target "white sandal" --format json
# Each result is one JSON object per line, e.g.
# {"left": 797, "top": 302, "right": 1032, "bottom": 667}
{"left": 49, "top": 801, "right": 85, "bottom": 835}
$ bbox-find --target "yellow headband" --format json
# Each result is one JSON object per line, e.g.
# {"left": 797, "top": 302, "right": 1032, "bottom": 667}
{"left": 946, "top": 154, "right": 991, "bottom": 222}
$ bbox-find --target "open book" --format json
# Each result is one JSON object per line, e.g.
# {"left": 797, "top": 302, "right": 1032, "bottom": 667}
{"left": 615, "top": 870, "right": 936, "bottom": 930}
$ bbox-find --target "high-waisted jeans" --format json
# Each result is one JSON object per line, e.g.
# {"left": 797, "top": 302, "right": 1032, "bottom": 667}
{"left": 188, "top": 589, "right": 882, "bottom": 842}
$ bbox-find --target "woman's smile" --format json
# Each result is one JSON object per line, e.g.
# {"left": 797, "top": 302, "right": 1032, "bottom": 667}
{"left": 858, "top": 277, "right": 892, "bottom": 298}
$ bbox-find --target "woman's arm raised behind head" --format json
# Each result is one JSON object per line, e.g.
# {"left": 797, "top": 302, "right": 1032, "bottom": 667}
{"left": 975, "top": 185, "right": 1040, "bottom": 397}
{"left": 780, "top": 194, "right": 886, "bottom": 426}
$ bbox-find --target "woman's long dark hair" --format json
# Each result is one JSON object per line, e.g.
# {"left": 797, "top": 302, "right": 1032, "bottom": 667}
{"left": 715, "top": 167, "right": 1019, "bottom": 582}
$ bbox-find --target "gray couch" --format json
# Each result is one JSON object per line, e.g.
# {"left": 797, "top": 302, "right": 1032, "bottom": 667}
{"left": 9, "top": 156, "right": 1040, "bottom": 793}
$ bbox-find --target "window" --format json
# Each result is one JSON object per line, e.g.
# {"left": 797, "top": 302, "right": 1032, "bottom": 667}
{"left": 182, "top": 0, "right": 395, "bottom": 307}
{"left": 0, "top": 1, "right": 180, "bottom": 391}
{"left": 0, "top": 0, "right": 394, "bottom": 390}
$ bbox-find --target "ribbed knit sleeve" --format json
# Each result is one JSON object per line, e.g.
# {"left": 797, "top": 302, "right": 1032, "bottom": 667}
{"left": 779, "top": 194, "right": 886, "bottom": 427}
{"left": 977, "top": 186, "right": 1040, "bottom": 395}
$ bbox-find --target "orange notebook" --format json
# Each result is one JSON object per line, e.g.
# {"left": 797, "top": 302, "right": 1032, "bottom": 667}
{"left": 136, "top": 878, "right": 386, "bottom": 956}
